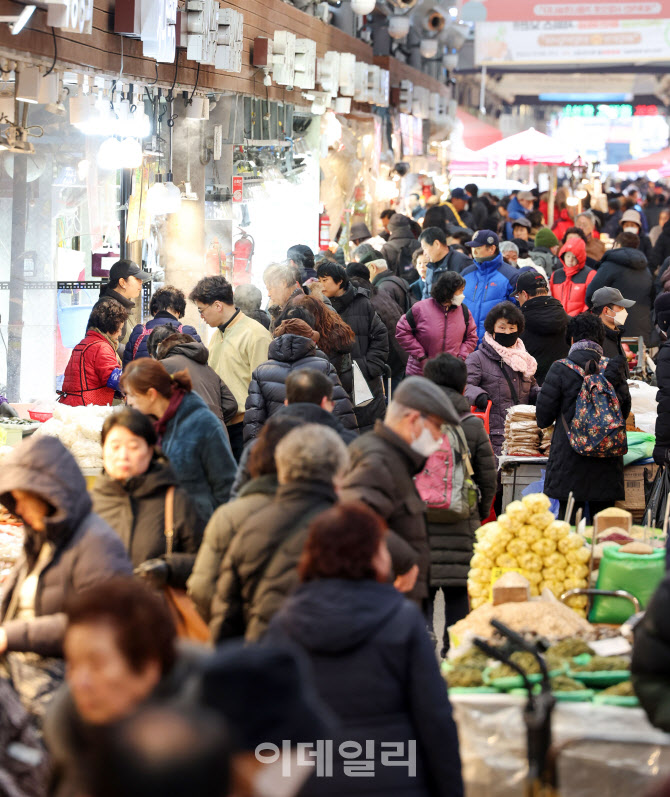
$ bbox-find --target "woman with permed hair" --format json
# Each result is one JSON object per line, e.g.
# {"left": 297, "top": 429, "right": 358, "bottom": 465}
{"left": 59, "top": 299, "right": 130, "bottom": 406}
{"left": 464, "top": 301, "right": 540, "bottom": 456}
{"left": 395, "top": 271, "right": 478, "bottom": 376}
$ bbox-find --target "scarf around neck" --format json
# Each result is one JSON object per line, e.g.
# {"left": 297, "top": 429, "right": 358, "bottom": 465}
{"left": 90, "top": 327, "right": 121, "bottom": 365}
{"left": 484, "top": 332, "right": 537, "bottom": 378}
{"left": 154, "top": 388, "right": 187, "bottom": 446}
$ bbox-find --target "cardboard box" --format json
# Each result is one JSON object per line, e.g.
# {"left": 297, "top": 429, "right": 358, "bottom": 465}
{"left": 615, "top": 463, "right": 658, "bottom": 514}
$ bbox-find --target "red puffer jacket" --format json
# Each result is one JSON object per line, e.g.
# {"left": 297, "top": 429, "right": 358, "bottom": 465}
{"left": 549, "top": 238, "right": 596, "bottom": 316}
{"left": 59, "top": 330, "right": 119, "bottom": 406}
{"left": 552, "top": 208, "right": 576, "bottom": 241}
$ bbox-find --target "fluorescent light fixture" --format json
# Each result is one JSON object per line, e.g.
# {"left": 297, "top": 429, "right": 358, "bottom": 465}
{"left": 16, "top": 65, "right": 41, "bottom": 104}
{"left": 0, "top": 4, "right": 37, "bottom": 34}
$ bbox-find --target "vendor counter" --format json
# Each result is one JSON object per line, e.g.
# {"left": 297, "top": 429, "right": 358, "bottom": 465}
{"left": 451, "top": 692, "right": 670, "bottom": 797}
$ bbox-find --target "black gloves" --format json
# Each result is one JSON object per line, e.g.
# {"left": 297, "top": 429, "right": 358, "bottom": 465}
{"left": 134, "top": 559, "right": 170, "bottom": 589}
{"left": 474, "top": 393, "right": 490, "bottom": 411}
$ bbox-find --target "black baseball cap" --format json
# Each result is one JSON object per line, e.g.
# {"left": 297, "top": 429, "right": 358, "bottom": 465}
{"left": 465, "top": 229, "right": 500, "bottom": 248}
{"left": 513, "top": 271, "right": 548, "bottom": 295}
{"left": 109, "top": 259, "right": 152, "bottom": 284}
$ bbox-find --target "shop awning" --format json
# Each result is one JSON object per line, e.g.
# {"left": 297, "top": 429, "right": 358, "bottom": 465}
{"left": 475, "top": 127, "right": 577, "bottom": 166}
{"left": 618, "top": 147, "right": 670, "bottom": 173}
{"left": 456, "top": 109, "right": 503, "bottom": 151}
{"left": 449, "top": 147, "right": 502, "bottom": 175}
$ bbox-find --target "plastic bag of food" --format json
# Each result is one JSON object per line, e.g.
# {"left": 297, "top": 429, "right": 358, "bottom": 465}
{"left": 590, "top": 546, "right": 665, "bottom": 624}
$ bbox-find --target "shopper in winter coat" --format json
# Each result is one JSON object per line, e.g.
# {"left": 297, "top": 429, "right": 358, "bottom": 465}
{"left": 92, "top": 409, "right": 204, "bottom": 590}
{"left": 234, "top": 284, "right": 271, "bottom": 329}
{"left": 0, "top": 436, "right": 132, "bottom": 662}
{"left": 187, "top": 415, "right": 302, "bottom": 621}
{"left": 632, "top": 570, "right": 670, "bottom": 732}
{"left": 589, "top": 287, "right": 634, "bottom": 364}
{"left": 346, "top": 264, "right": 409, "bottom": 391}
{"left": 263, "top": 262, "right": 305, "bottom": 332}
{"left": 265, "top": 502, "right": 464, "bottom": 797}
{"left": 294, "top": 294, "right": 356, "bottom": 393}
{"left": 381, "top": 213, "right": 421, "bottom": 280}
{"left": 575, "top": 212, "right": 606, "bottom": 263}
{"left": 396, "top": 271, "right": 478, "bottom": 375}
{"left": 121, "top": 358, "right": 236, "bottom": 523}
{"left": 423, "top": 355, "right": 497, "bottom": 656}
{"left": 618, "top": 208, "right": 654, "bottom": 264}
{"left": 210, "top": 425, "right": 348, "bottom": 642}
{"left": 465, "top": 302, "right": 540, "bottom": 456}
{"left": 153, "top": 332, "right": 237, "bottom": 427}
{"left": 419, "top": 227, "right": 473, "bottom": 298}
{"left": 123, "top": 285, "right": 200, "bottom": 366}
{"left": 59, "top": 300, "right": 129, "bottom": 407}
{"left": 189, "top": 276, "right": 272, "bottom": 461}
{"left": 530, "top": 228, "right": 562, "bottom": 275}
{"left": 340, "top": 377, "right": 461, "bottom": 607}
{"left": 366, "top": 258, "right": 414, "bottom": 312}
{"left": 317, "top": 262, "right": 389, "bottom": 433}
{"left": 586, "top": 233, "right": 653, "bottom": 343}
{"left": 550, "top": 237, "right": 596, "bottom": 317}
{"left": 461, "top": 230, "right": 517, "bottom": 341}
{"left": 94, "top": 260, "right": 152, "bottom": 356}
{"left": 552, "top": 206, "right": 577, "bottom": 241}
{"left": 45, "top": 578, "right": 200, "bottom": 797}
{"left": 514, "top": 271, "right": 570, "bottom": 385}
{"left": 653, "top": 293, "right": 670, "bottom": 466}
{"left": 243, "top": 318, "right": 356, "bottom": 442}
{"left": 536, "top": 313, "right": 631, "bottom": 520}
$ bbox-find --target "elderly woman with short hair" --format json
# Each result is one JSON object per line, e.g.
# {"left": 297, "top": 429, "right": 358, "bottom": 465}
{"left": 263, "top": 262, "right": 304, "bottom": 331}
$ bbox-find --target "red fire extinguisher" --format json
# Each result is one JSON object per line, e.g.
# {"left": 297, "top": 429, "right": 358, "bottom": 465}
{"left": 318, "top": 213, "right": 331, "bottom": 251}
{"left": 232, "top": 230, "right": 254, "bottom": 286}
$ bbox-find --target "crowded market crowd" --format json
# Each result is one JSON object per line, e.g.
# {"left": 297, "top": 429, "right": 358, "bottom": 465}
{"left": 4, "top": 178, "right": 670, "bottom": 796}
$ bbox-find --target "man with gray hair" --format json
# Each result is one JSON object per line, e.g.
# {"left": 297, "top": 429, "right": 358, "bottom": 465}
{"left": 263, "top": 262, "right": 304, "bottom": 332}
{"left": 500, "top": 240, "right": 519, "bottom": 267}
{"left": 339, "top": 376, "right": 460, "bottom": 609}
{"left": 233, "top": 284, "right": 270, "bottom": 329}
{"left": 576, "top": 211, "right": 606, "bottom": 262}
{"left": 366, "top": 258, "right": 413, "bottom": 313}
{"left": 210, "top": 424, "right": 348, "bottom": 642}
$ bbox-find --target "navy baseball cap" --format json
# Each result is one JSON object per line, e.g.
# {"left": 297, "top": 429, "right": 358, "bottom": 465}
{"left": 512, "top": 270, "right": 548, "bottom": 295}
{"left": 450, "top": 187, "right": 468, "bottom": 200}
{"left": 465, "top": 230, "right": 499, "bottom": 248}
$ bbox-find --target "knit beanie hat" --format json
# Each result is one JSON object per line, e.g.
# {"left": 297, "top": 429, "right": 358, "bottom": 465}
{"left": 534, "top": 228, "right": 559, "bottom": 249}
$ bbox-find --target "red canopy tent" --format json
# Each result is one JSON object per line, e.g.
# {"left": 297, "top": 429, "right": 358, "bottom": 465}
{"left": 618, "top": 147, "right": 670, "bottom": 173}
{"left": 475, "top": 128, "right": 577, "bottom": 166}
{"left": 456, "top": 109, "right": 503, "bottom": 151}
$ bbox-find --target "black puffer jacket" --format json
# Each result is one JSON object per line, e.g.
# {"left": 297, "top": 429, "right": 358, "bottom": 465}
{"left": 243, "top": 334, "right": 356, "bottom": 442}
{"left": 209, "top": 480, "right": 338, "bottom": 642}
{"left": 654, "top": 340, "right": 670, "bottom": 465}
{"left": 331, "top": 285, "right": 389, "bottom": 433}
{"left": 650, "top": 219, "right": 670, "bottom": 271}
{"left": 349, "top": 277, "right": 408, "bottom": 379}
{"left": 536, "top": 347, "right": 631, "bottom": 502}
{"left": 586, "top": 247, "right": 653, "bottom": 342}
{"left": 372, "top": 270, "right": 413, "bottom": 313}
{"left": 602, "top": 325, "right": 627, "bottom": 361}
{"left": 520, "top": 295, "right": 570, "bottom": 385}
{"left": 428, "top": 388, "right": 497, "bottom": 589}
{"left": 0, "top": 436, "right": 132, "bottom": 657}
{"left": 265, "top": 580, "right": 464, "bottom": 797}
{"left": 381, "top": 214, "right": 421, "bottom": 280}
{"left": 159, "top": 340, "right": 237, "bottom": 426}
{"left": 92, "top": 457, "right": 204, "bottom": 589}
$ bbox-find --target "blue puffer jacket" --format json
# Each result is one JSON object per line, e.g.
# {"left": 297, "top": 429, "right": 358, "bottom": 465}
{"left": 504, "top": 196, "right": 529, "bottom": 240}
{"left": 462, "top": 253, "right": 517, "bottom": 340}
{"left": 123, "top": 311, "right": 201, "bottom": 366}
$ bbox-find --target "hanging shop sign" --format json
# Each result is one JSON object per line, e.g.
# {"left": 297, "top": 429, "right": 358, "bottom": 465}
{"left": 460, "top": 0, "right": 670, "bottom": 22}
{"left": 560, "top": 103, "right": 660, "bottom": 119}
{"left": 475, "top": 18, "right": 670, "bottom": 65}
{"left": 180, "top": 0, "right": 243, "bottom": 72}
{"left": 13, "top": 0, "right": 93, "bottom": 32}
{"left": 232, "top": 175, "right": 244, "bottom": 202}
{"left": 115, "top": 0, "right": 178, "bottom": 63}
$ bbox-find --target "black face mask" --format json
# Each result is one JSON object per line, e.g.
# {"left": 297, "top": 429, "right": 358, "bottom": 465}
{"left": 494, "top": 331, "right": 519, "bottom": 348}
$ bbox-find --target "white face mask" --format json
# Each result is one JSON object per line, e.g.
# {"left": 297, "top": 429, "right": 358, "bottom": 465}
{"left": 623, "top": 226, "right": 638, "bottom": 234}
{"left": 451, "top": 293, "right": 465, "bottom": 306}
{"left": 613, "top": 308, "right": 628, "bottom": 326}
{"left": 411, "top": 423, "right": 442, "bottom": 458}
